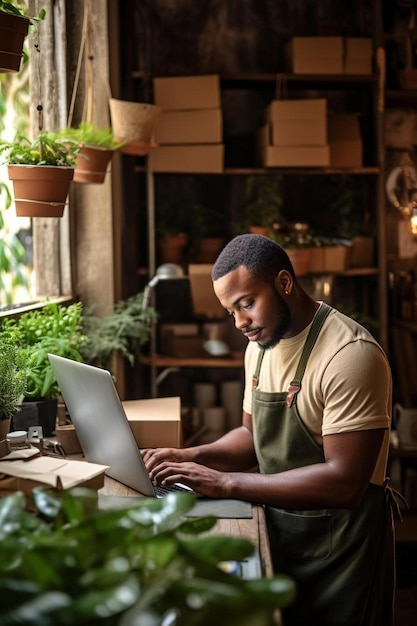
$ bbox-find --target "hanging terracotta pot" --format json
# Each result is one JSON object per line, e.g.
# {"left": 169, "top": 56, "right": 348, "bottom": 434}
{"left": 7, "top": 164, "right": 74, "bottom": 218}
{"left": 109, "top": 98, "right": 161, "bottom": 156}
{"left": 73, "top": 145, "right": 115, "bottom": 184}
{"left": 0, "top": 12, "right": 29, "bottom": 73}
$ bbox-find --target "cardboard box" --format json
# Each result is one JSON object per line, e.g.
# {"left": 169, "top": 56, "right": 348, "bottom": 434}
{"left": 123, "top": 396, "right": 182, "bottom": 448}
{"left": 153, "top": 75, "right": 221, "bottom": 110}
{"left": 188, "top": 264, "right": 227, "bottom": 319}
{"left": 150, "top": 144, "right": 224, "bottom": 173}
{"left": 328, "top": 113, "right": 362, "bottom": 167}
{"left": 266, "top": 99, "right": 327, "bottom": 123}
{"left": 263, "top": 99, "right": 327, "bottom": 146}
{"left": 286, "top": 37, "right": 344, "bottom": 74}
{"left": 344, "top": 38, "right": 372, "bottom": 74}
{"left": 163, "top": 334, "right": 207, "bottom": 358}
{"left": 0, "top": 453, "right": 108, "bottom": 496}
{"left": 262, "top": 144, "right": 330, "bottom": 167}
{"left": 262, "top": 120, "right": 326, "bottom": 147}
{"left": 155, "top": 108, "right": 222, "bottom": 144}
{"left": 349, "top": 236, "right": 374, "bottom": 267}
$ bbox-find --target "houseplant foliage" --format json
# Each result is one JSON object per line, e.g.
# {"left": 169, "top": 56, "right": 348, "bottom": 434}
{"left": 0, "top": 180, "right": 29, "bottom": 305}
{"left": 0, "top": 488, "right": 296, "bottom": 625}
{"left": 0, "top": 332, "right": 26, "bottom": 426}
{"left": 241, "top": 175, "right": 284, "bottom": 234}
{"left": 58, "top": 123, "right": 124, "bottom": 184}
{"left": 79, "top": 292, "right": 158, "bottom": 370}
{"left": 0, "top": 301, "right": 86, "bottom": 400}
{"left": 0, "top": 131, "right": 80, "bottom": 217}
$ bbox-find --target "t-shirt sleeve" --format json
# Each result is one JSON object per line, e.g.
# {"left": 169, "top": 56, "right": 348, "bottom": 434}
{"left": 321, "top": 340, "right": 391, "bottom": 436}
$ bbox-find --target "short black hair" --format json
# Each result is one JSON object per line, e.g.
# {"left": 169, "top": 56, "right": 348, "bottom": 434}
{"left": 212, "top": 234, "right": 295, "bottom": 283}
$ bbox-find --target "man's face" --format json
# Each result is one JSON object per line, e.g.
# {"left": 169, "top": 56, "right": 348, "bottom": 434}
{"left": 213, "top": 266, "right": 291, "bottom": 349}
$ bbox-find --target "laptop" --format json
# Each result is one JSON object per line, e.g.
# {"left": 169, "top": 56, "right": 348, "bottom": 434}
{"left": 48, "top": 353, "right": 197, "bottom": 498}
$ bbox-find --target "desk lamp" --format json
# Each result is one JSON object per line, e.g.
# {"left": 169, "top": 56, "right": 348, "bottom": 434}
{"left": 142, "top": 263, "right": 184, "bottom": 311}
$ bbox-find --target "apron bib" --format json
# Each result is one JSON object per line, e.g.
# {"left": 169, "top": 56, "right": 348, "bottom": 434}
{"left": 252, "top": 303, "right": 395, "bottom": 626}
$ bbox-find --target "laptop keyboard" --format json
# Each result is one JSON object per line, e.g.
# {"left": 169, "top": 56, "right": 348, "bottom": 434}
{"left": 153, "top": 482, "right": 200, "bottom": 497}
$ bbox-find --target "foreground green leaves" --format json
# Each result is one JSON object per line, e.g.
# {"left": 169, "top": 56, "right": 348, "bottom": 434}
{"left": 0, "top": 489, "right": 295, "bottom": 625}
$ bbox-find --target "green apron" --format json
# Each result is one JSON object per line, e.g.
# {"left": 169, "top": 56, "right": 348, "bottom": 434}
{"left": 251, "top": 303, "right": 395, "bottom": 626}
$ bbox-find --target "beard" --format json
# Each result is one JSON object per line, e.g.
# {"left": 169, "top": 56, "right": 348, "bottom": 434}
{"left": 258, "top": 288, "right": 292, "bottom": 350}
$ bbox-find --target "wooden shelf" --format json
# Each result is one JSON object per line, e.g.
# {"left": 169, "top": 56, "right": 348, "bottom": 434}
{"left": 141, "top": 355, "right": 244, "bottom": 368}
{"left": 134, "top": 165, "right": 380, "bottom": 176}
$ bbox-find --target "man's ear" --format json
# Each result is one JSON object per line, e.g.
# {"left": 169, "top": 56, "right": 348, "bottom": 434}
{"left": 275, "top": 270, "right": 293, "bottom": 296}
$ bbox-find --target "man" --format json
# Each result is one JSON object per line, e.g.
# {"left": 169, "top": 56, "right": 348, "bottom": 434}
{"left": 142, "top": 233, "right": 396, "bottom": 625}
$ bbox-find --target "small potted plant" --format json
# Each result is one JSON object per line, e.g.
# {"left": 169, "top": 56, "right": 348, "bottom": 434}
{"left": 79, "top": 291, "right": 158, "bottom": 370}
{"left": 0, "top": 332, "right": 26, "bottom": 440}
{"left": 0, "top": 301, "right": 87, "bottom": 435}
{"left": 0, "top": 131, "right": 80, "bottom": 217}
{"left": 241, "top": 175, "right": 284, "bottom": 235}
{"left": 0, "top": 2, "right": 45, "bottom": 73}
{"left": 58, "top": 123, "right": 124, "bottom": 184}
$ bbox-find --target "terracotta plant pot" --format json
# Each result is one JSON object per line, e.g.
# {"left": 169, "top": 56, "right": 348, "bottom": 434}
{"left": 7, "top": 164, "right": 74, "bottom": 217}
{"left": 0, "top": 12, "right": 29, "bottom": 73}
{"left": 197, "top": 237, "right": 225, "bottom": 263}
{"left": 109, "top": 98, "right": 161, "bottom": 156}
{"left": 73, "top": 145, "right": 115, "bottom": 184}
{"left": 286, "top": 248, "right": 312, "bottom": 276}
{"left": 158, "top": 234, "right": 188, "bottom": 264}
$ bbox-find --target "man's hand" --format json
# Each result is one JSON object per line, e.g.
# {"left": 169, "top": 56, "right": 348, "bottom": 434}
{"left": 145, "top": 458, "right": 232, "bottom": 499}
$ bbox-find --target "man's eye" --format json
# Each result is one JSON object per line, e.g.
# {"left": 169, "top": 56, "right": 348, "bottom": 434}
{"left": 242, "top": 302, "right": 253, "bottom": 310}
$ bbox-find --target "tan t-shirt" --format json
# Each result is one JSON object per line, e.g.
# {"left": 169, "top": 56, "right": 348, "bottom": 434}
{"left": 243, "top": 306, "right": 392, "bottom": 484}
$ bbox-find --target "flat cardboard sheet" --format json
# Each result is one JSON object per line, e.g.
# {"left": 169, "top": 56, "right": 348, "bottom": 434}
{"left": 0, "top": 456, "right": 109, "bottom": 490}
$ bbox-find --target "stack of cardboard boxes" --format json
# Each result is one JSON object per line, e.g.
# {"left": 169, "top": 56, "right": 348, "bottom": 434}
{"left": 150, "top": 74, "right": 224, "bottom": 173}
{"left": 286, "top": 36, "right": 373, "bottom": 75}
{"left": 259, "top": 98, "right": 330, "bottom": 167}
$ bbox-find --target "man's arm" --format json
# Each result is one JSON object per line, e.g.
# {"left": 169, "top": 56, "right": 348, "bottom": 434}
{"left": 141, "top": 410, "right": 258, "bottom": 472}
{"left": 145, "top": 427, "right": 386, "bottom": 509}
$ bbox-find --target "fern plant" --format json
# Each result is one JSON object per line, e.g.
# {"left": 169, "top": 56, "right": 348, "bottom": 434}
{"left": 80, "top": 292, "right": 158, "bottom": 369}
{"left": 0, "top": 333, "right": 27, "bottom": 420}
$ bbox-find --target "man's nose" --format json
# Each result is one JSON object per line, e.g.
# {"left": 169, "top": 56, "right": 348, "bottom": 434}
{"left": 234, "top": 310, "right": 251, "bottom": 331}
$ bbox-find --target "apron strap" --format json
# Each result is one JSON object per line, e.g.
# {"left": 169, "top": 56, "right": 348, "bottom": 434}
{"left": 286, "top": 302, "right": 332, "bottom": 407}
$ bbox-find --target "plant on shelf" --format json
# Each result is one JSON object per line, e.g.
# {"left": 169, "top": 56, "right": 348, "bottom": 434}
{"left": 0, "top": 488, "right": 296, "bottom": 625}
{"left": 1, "top": 301, "right": 87, "bottom": 400}
{"left": 0, "top": 131, "right": 80, "bottom": 217}
{"left": 190, "top": 202, "right": 228, "bottom": 263}
{"left": 57, "top": 123, "right": 125, "bottom": 184}
{"left": 79, "top": 291, "right": 158, "bottom": 370}
{"left": 0, "top": 301, "right": 86, "bottom": 435}
{"left": 0, "top": 332, "right": 26, "bottom": 438}
{"left": 240, "top": 175, "right": 284, "bottom": 235}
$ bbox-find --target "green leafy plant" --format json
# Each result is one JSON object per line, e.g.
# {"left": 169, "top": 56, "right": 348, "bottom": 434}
{"left": 58, "top": 123, "right": 124, "bottom": 149}
{"left": 0, "top": 488, "right": 295, "bottom": 625}
{"left": 241, "top": 175, "right": 284, "bottom": 231}
{"left": 0, "top": 333, "right": 26, "bottom": 421}
{"left": 80, "top": 292, "right": 158, "bottom": 370}
{"left": 0, "top": 1, "right": 45, "bottom": 21}
{"left": 0, "top": 301, "right": 87, "bottom": 399}
{"left": 0, "top": 180, "right": 29, "bottom": 305}
{"left": 0, "top": 131, "right": 80, "bottom": 166}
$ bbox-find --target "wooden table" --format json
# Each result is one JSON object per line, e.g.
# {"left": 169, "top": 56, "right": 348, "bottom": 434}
{"left": 100, "top": 474, "right": 274, "bottom": 577}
